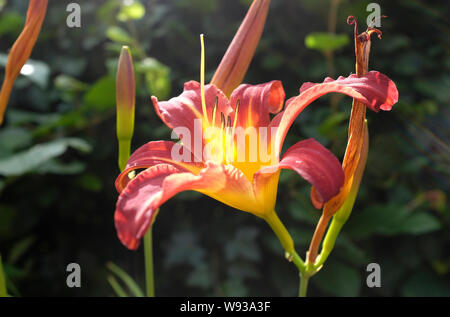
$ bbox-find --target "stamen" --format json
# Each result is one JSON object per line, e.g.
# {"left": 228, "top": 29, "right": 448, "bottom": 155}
{"left": 211, "top": 96, "right": 218, "bottom": 128}
{"left": 220, "top": 112, "right": 226, "bottom": 129}
{"left": 231, "top": 99, "right": 240, "bottom": 140}
{"left": 200, "top": 34, "right": 209, "bottom": 126}
{"left": 220, "top": 112, "right": 225, "bottom": 159}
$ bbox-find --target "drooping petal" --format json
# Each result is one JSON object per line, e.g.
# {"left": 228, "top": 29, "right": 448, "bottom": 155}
{"left": 116, "top": 46, "right": 136, "bottom": 171}
{"left": 298, "top": 71, "right": 398, "bottom": 112}
{"left": 115, "top": 162, "right": 257, "bottom": 249}
{"left": 115, "top": 140, "right": 204, "bottom": 193}
{"left": 0, "top": 0, "right": 48, "bottom": 125}
{"left": 115, "top": 164, "right": 219, "bottom": 249}
{"left": 253, "top": 138, "right": 344, "bottom": 209}
{"left": 270, "top": 71, "right": 398, "bottom": 156}
{"left": 211, "top": 0, "right": 271, "bottom": 96}
{"left": 229, "top": 80, "right": 285, "bottom": 128}
{"left": 152, "top": 81, "right": 232, "bottom": 159}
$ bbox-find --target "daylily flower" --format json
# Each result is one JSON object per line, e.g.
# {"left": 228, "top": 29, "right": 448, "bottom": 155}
{"left": 306, "top": 16, "right": 398, "bottom": 265}
{"left": 0, "top": 0, "right": 48, "bottom": 125}
{"left": 114, "top": 67, "right": 398, "bottom": 250}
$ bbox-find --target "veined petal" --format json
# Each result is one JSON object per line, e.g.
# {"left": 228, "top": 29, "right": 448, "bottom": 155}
{"left": 229, "top": 80, "right": 285, "bottom": 128}
{"left": 115, "top": 163, "right": 220, "bottom": 249}
{"left": 0, "top": 0, "right": 48, "bottom": 125}
{"left": 253, "top": 139, "right": 344, "bottom": 209}
{"left": 299, "top": 71, "right": 398, "bottom": 112}
{"left": 211, "top": 0, "right": 271, "bottom": 96}
{"left": 115, "top": 140, "right": 204, "bottom": 193}
{"left": 152, "top": 81, "right": 232, "bottom": 158}
{"left": 115, "top": 162, "right": 257, "bottom": 249}
{"left": 270, "top": 71, "right": 398, "bottom": 156}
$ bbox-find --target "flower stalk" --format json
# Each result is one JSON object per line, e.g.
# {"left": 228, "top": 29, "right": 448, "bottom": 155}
{"left": 0, "top": 254, "right": 7, "bottom": 297}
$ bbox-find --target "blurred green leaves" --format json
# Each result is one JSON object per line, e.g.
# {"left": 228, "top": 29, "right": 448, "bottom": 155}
{"left": 136, "top": 57, "right": 171, "bottom": 100}
{"left": 0, "top": 138, "right": 91, "bottom": 177}
{"left": 84, "top": 76, "right": 116, "bottom": 111}
{"left": 305, "top": 32, "right": 350, "bottom": 52}
{"left": 106, "top": 26, "right": 133, "bottom": 45}
{"left": 106, "top": 261, "right": 144, "bottom": 297}
{"left": 0, "top": 12, "right": 23, "bottom": 37}
{"left": 0, "top": 54, "right": 50, "bottom": 89}
{"left": 117, "top": 1, "right": 145, "bottom": 22}
{"left": 346, "top": 204, "right": 441, "bottom": 239}
{"left": 314, "top": 260, "right": 361, "bottom": 296}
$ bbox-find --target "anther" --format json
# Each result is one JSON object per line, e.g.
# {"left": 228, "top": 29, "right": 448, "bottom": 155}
{"left": 220, "top": 112, "right": 225, "bottom": 129}
{"left": 212, "top": 96, "right": 218, "bottom": 127}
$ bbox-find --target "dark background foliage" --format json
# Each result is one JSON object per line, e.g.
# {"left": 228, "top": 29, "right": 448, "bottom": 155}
{"left": 0, "top": 0, "right": 448, "bottom": 296}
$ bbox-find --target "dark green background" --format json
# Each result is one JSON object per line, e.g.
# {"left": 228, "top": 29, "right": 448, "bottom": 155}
{"left": 0, "top": 0, "right": 448, "bottom": 296}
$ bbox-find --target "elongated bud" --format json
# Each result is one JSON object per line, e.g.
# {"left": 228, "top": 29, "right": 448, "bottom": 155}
{"left": 0, "top": 0, "right": 48, "bottom": 125}
{"left": 333, "top": 121, "right": 369, "bottom": 222}
{"left": 211, "top": 0, "right": 270, "bottom": 96}
{"left": 311, "top": 16, "right": 387, "bottom": 216}
{"left": 116, "top": 46, "right": 136, "bottom": 172}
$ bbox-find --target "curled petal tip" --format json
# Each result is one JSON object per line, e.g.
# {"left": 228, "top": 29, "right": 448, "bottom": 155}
{"left": 347, "top": 15, "right": 357, "bottom": 26}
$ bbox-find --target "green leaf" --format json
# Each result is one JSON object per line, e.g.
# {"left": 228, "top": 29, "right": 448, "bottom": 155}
{"left": 106, "top": 262, "right": 144, "bottom": 297}
{"left": 305, "top": 32, "right": 350, "bottom": 52}
{"left": 35, "top": 160, "right": 86, "bottom": 175}
{"left": 319, "top": 112, "right": 347, "bottom": 137}
{"left": 346, "top": 204, "right": 441, "bottom": 238}
{"left": 19, "top": 59, "right": 50, "bottom": 88}
{"left": 83, "top": 76, "right": 116, "bottom": 111}
{"left": 76, "top": 173, "right": 103, "bottom": 192}
{"left": 0, "top": 138, "right": 91, "bottom": 177}
{"left": 106, "top": 26, "right": 133, "bottom": 44}
{"left": 313, "top": 260, "right": 361, "bottom": 296}
{"left": 0, "top": 55, "right": 50, "bottom": 88}
{"left": 186, "top": 263, "right": 212, "bottom": 289}
{"left": 117, "top": 1, "right": 146, "bottom": 21}
{"left": 0, "top": 12, "right": 23, "bottom": 36}
{"left": 8, "top": 236, "right": 35, "bottom": 265}
{"left": 0, "top": 127, "right": 32, "bottom": 153}
{"left": 136, "top": 57, "right": 171, "bottom": 100}
{"left": 6, "top": 110, "right": 60, "bottom": 126}
{"left": 397, "top": 212, "right": 441, "bottom": 234}
{"left": 401, "top": 269, "right": 450, "bottom": 297}
{"left": 107, "top": 275, "right": 128, "bottom": 297}
{"left": 54, "top": 75, "right": 88, "bottom": 92}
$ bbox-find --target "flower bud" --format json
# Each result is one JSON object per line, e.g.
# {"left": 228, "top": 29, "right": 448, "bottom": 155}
{"left": 0, "top": 0, "right": 48, "bottom": 125}
{"left": 116, "top": 46, "right": 136, "bottom": 171}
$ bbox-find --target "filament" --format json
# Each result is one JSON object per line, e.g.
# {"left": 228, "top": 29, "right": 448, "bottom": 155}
{"left": 200, "top": 34, "right": 209, "bottom": 126}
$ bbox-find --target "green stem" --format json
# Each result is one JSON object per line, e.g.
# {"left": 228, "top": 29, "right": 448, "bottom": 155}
{"left": 0, "top": 254, "right": 7, "bottom": 297}
{"left": 264, "top": 211, "right": 310, "bottom": 296}
{"left": 118, "top": 139, "right": 131, "bottom": 172}
{"left": 263, "top": 211, "right": 305, "bottom": 273}
{"left": 299, "top": 272, "right": 310, "bottom": 297}
{"left": 144, "top": 228, "right": 154, "bottom": 297}
{"left": 314, "top": 217, "right": 345, "bottom": 269}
